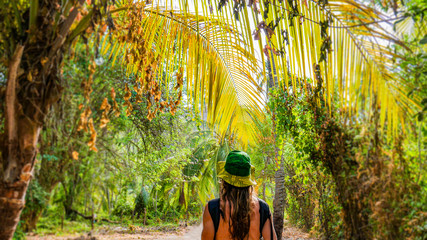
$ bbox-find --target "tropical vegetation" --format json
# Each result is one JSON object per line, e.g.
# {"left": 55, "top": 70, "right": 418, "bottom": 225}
{"left": 0, "top": 0, "right": 425, "bottom": 239}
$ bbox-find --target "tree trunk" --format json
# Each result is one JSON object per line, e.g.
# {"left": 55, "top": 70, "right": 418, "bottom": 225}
{"left": 0, "top": 45, "right": 35, "bottom": 239}
{"left": 62, "top": 171, "right": 82, "bottom": 220}
{"left": 21, "top": 208, "right": 42, "bottom": 233}
{"left": 0, "top": 55, "right": 61, "bottom": 239}
{"left": 0, "top": 45, "right": 57, "bottom": 238}
{"left": 272, "top": 154, "right": 286, "bottom": 239}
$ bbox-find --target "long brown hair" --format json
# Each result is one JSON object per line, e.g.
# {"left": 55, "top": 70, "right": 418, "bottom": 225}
{"left": 220, "top": 180, "right": 253, "bottom": 240}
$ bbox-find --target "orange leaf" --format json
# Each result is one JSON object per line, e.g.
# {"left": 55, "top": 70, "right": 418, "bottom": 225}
{"left": 111, "top": 87, "right": 116, "bottom": 99}
{"left": 100, "top": 98, "right": 111, "bottom": 111}
{"left": 72, "top": 151, "right": 79, "bottom": 160}
{"left": 40, "top": 57, "right": 48, "bottom": 66}
{"left": 87, "top": 119, "right": 98, "bottom": 152}
{"left": 100, "top": 118, "right": 110, "bottom": 128}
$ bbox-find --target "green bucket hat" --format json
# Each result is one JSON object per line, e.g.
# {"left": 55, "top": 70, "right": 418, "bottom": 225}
{"left": 217, "top": 150, "right": 256, "bottom": 187}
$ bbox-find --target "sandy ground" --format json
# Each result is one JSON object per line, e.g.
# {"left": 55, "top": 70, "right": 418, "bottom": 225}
{"left": 282, "top": 226, "right": 313, "bottom": 240}
{"left": 26, "top": 224, "right": 202, "bottom": 240}
{"left": 27, "top": 223, "right": 313, "bottom": 240}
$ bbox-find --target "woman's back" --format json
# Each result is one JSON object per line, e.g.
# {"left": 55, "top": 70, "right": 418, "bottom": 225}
{"left": 215, "top": 197, "right": 261, "bottom": 240}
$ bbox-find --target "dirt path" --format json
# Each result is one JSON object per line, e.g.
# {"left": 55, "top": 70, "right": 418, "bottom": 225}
{"left": 95, "top": 224, "right": 202, "bottom": 240}
{"left": 27, "top": 223, "right": 312, "bottom": 239}
{"left": 163, "top": 224, "right": 202, "bottom": 240}
{"left": 26, "top": 224, "right": 202, "bottom": 240}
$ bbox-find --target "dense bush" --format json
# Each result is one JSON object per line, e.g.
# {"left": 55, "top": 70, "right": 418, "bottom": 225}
{"left": 270, "top": 84, "right": 426, "bottom": 239}
{"left": 112, "top": 198, "right": 133, "bottom": 217}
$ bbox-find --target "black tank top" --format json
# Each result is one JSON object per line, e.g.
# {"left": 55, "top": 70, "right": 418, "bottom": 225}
{"left": 207, "top": 198, "right": 274, "bottom": 240}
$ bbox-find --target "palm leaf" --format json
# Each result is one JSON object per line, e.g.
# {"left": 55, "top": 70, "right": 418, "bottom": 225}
{"left": 213, "top": 0, "right": 421, "bottom": 136}
{"left": 104, "top": 3, "right": 265, "bottom": 145}
{"left": 103, "top": 0, "right": 419, "bottom": 143}
{"left": 319, "top": 0, "right": 422, "bottom": 134}
{"left": 190, "top": 0, "right": 420, "bottom": 137}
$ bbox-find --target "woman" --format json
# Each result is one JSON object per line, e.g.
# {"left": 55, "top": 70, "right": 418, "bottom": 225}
{"left": 201, "top": 150, "right": 277, "bottom": 240}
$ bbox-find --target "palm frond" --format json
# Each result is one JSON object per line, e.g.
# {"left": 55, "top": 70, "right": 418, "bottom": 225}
{"left": 319, "top": 0, "right": 422, "bottom": 134}
{"left": 104, "top": 3, "right": 266, "bottom": 145}
{"left": 104, "top": 0, "right": 419, "bottom": 143}
{"left": 212, "top": 0, "right": 421, "bottom": 136}
{"left": 190, "top": 0, "right": 420, "bottom": 137}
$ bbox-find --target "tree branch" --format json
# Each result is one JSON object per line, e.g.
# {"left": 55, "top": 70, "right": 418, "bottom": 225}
{"left": 42, "top": 0, "right": 85, "bottom": 76}
{"left": 69, "top": 208, "right": 119, "bottom": 223}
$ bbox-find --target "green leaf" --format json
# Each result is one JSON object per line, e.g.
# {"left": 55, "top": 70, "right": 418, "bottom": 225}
{"left": 11, "top": 1, "right": 23, "bottom": 35}
{"left": 419, "top": 34, "right": 427, "bottom": 44}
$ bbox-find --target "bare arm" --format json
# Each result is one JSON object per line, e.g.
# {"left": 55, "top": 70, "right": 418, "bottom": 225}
{"left": 201, "top": 204, "right": 215, "bottom": 240}
{"left": 262, "top": 217, "right": 278, "bottom": 240}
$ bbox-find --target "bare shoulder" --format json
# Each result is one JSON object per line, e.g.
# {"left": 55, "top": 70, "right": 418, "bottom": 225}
{"left": 201, "top": 203, "right": 214, "bottom": 240}
{"left": 252, "top": 196, "right": 268, "bottom": 217}
{"left": 251, "top": 196, "right": 261, "bottom": 210}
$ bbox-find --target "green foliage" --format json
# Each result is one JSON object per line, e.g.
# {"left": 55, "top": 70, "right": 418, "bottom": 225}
{"left": 269, "top": 86, "right": 341, "bottom": 237}
{"left": 112, "top": 198, "right": 133, "bottom": 217}
{"left": 269, "top": 73, "right": 426, "bottom": 239}
{"left": 396, "top": 46, "right": 427, "bottom": 122}
{"left": 24, "top": 179, "right": 50, "bottom": 214}
{"left": 12, "top": 221, "right": 25, "bottom": 240}
{"left": 19, "top": 41, "right": 220, "bottom": 235}
{"left": 133, "top": 188, "right": 149, "bottom": 219}
{"left": 247, "top": 115, "right": 276, "bottom": 205}
{"left": 269, "top": 87, "right": 320, "bottom": 165}
{"left": 6, "top": 2, "right": 424, "bottom": 238}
